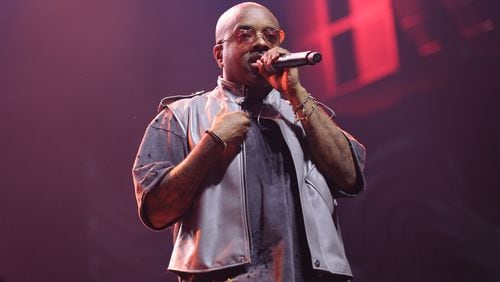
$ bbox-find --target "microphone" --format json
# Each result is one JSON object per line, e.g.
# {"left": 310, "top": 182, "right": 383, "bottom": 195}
{"left": 270, "top": 51, "right": 322, "bottom": 72}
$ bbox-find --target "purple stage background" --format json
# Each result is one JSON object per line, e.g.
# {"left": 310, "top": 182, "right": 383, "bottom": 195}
{"left": 1, "top": 1, "right": 499, "bottom": 281}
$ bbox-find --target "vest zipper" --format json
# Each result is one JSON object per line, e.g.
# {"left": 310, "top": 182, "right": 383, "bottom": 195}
{"left": 241, "top": 116, "right": 252, "bottom": 262}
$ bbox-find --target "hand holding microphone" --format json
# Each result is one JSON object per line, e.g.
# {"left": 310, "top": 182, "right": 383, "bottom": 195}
{"left": 255, "top": 49, "right": 321, "bottom": 95}
{"left": 254, "top": 50, "right": 322, "bottom": 73}
{"left": 269, "top": 51, "right": 322, "bottom": 72}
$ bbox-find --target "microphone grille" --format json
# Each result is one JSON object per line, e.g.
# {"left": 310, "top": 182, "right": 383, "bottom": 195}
{"left": 308, "top": 52, "right": 322, "bottom": 64}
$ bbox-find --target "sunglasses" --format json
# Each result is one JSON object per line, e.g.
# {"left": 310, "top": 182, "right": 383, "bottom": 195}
{"left": 218, "top": 27, "right": 285, "bottom": 47}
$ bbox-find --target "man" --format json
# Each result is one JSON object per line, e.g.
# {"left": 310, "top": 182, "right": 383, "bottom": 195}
{"left": 132, "top": 2, "right": 365, "bottom": 281}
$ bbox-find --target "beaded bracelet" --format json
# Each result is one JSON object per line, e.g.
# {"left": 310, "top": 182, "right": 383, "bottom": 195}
{"left": 293, "top": 94, "right": 319, "bottom": 124}
{"left": 205, "top": 129, "right": 227, "bottom": 149}
{"left": 306, "top": 101, "right": 319, "bottom": 119}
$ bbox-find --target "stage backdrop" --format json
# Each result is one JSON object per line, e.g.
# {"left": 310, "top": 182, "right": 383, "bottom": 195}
{"left": 0, "top": 1, "right": 499, "bottom": 281}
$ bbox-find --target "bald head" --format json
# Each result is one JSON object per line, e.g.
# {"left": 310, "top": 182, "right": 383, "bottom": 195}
{"left": 215, "top": 2, "right": 279, "bottom": 43}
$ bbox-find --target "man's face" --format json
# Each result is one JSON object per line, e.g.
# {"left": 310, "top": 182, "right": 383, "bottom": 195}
{"left": 216, "top": 6, "right": 281, "bottom": 88}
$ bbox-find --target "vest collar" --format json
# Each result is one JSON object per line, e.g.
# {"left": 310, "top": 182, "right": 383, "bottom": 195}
{"left": 217, "top": 76, "right": 248, "bottom": 98}
{"left": 215, "top": 76, "right": 284, "bottom": 109}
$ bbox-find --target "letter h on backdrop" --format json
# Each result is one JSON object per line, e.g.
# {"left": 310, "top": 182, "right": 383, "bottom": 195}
{"left": 305, "top": 0, "right": 400, "bottom": 98}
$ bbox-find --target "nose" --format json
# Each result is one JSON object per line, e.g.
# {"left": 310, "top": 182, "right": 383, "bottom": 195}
{"left": 252, "top": 33, "right": 270, "bottom": 52}
{"left": 255, "top": 33, "right": 271, "bottom": 45}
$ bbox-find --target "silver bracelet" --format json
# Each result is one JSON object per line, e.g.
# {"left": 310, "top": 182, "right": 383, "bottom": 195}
{"left": 293, "top": 95, "right": 319, "bottom": 124}
{"left": 205, "top": 129, "right": 227, "bottom": 149}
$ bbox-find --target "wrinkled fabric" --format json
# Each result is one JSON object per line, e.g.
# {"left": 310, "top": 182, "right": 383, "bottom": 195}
{"left": 180, "top": 110, "right": 310, "bottom": 281}
{"left": 132, "top": 80, "right": 366, "bottom": 280}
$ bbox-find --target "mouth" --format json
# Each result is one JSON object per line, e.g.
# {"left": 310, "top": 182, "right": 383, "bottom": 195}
{"left": 248, "top": 53, "right": 264, "bottom": 68}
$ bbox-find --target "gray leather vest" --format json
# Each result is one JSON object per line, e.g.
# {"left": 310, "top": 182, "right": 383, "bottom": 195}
{"left": 164, "top": 86, "right": 358, "bottom": 277}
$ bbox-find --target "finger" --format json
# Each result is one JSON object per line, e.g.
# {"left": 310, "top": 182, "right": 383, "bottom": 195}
{"left": 243, "top": 110, "right": 250, "bottom": 118}
{"left": 265, "top": 47, "right": 288, "bottom": 62}
{"left": 269, "top": 50, "right": 283, "bottom": 61}
{"left": 256, "top": 60, "right": 274, "bottom": 77}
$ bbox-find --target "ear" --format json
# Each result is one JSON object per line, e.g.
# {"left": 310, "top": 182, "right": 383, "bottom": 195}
{"left": 213, "top": 44, "right": 223, "bottom": 68}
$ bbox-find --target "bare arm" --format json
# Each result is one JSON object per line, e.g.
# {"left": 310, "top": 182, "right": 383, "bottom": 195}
{"left": 144, "top": 107, "right": 250, "bottom": 229}
{"left": 287, "top": 86, "right": 357, "bottom": 191}
{"left": 144, "top": 133, "right": 222, "bottom": 229}
{"left": 257, "top": 48, "right": 359, "bottom": 193}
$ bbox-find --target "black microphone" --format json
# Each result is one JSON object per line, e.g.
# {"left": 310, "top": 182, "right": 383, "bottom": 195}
{"left": 269, "top": 51, "right": 322, "bottom": 72}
